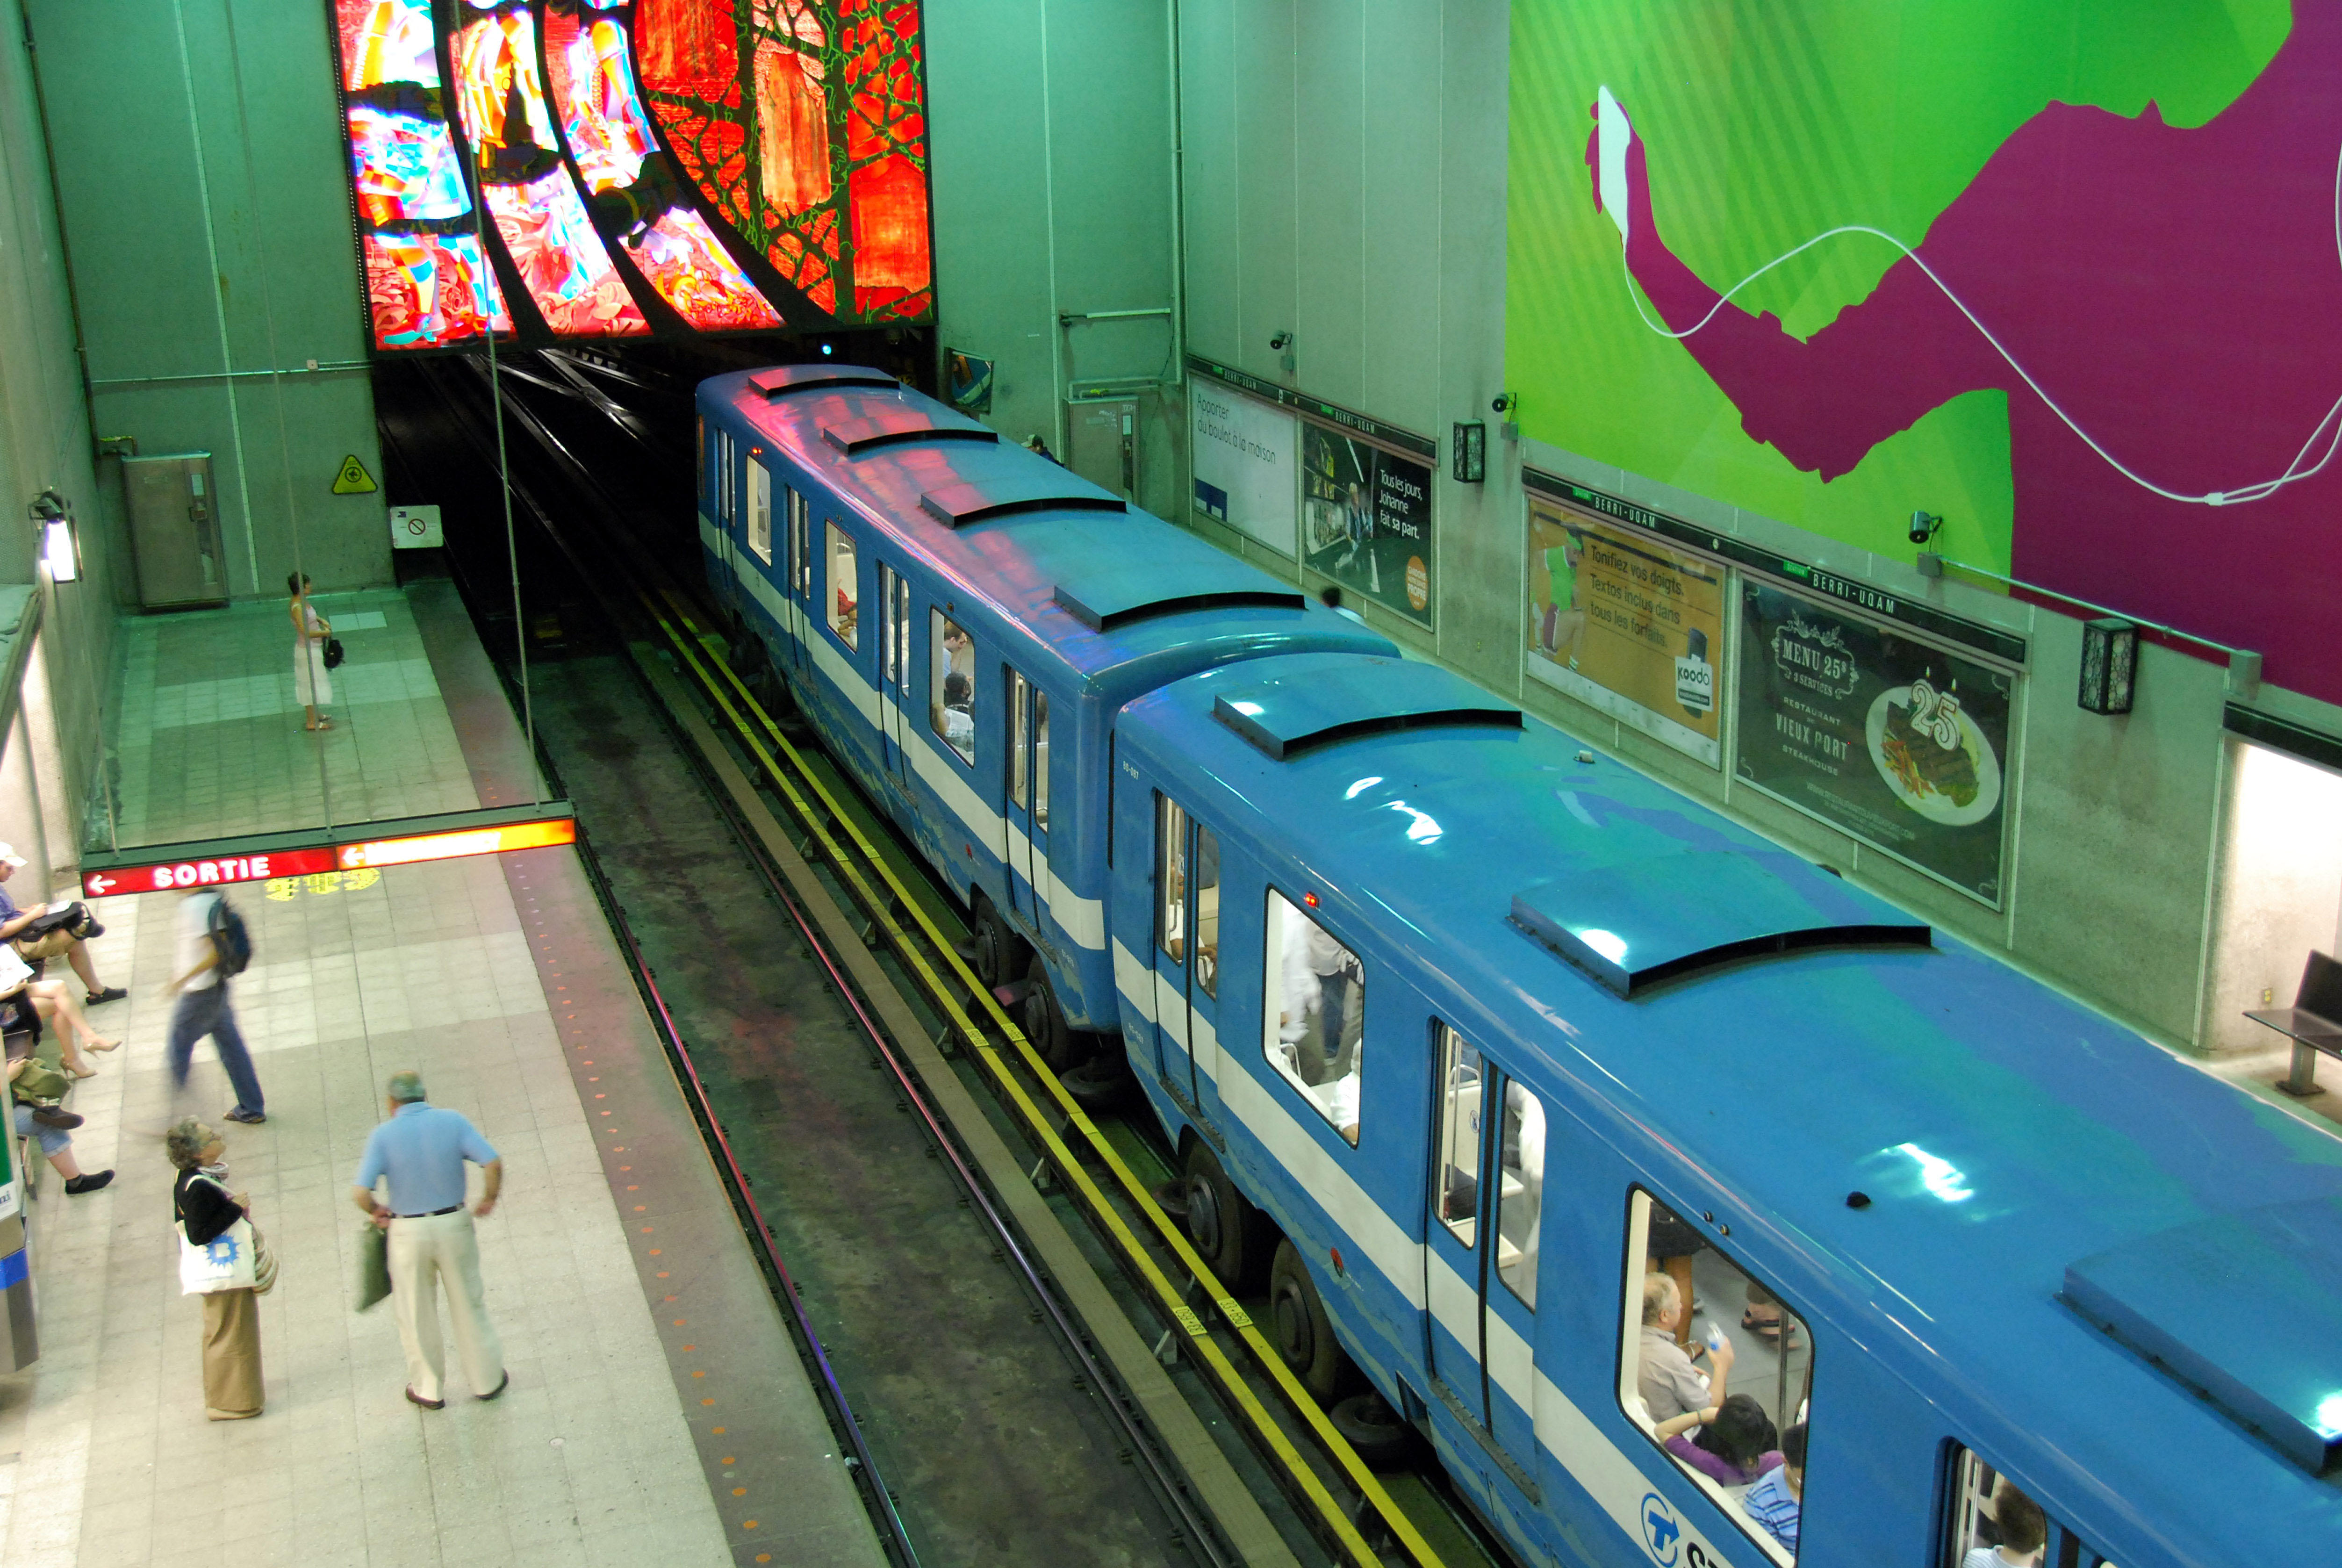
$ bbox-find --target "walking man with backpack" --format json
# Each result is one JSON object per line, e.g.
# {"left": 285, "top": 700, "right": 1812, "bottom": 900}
{"left": 163, "top": 886, "right": 264, "bottom": 1125}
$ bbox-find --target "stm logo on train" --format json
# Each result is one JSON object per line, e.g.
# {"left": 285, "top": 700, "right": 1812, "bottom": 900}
{"left": 1641, "top": 1492, "right": 1727, "bottom": 1568}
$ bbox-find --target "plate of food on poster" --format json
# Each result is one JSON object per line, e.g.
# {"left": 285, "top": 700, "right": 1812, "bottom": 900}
{"left": 1864, "top": 678, "right": 2002, "bottom": 827}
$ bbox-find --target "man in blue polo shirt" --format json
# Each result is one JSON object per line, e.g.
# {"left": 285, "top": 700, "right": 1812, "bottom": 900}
{"left": 350, "top": 1071, "right": 507, "bottom": 1410}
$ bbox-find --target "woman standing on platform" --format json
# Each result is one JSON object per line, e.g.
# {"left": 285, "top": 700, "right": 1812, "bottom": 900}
{"left": 289, "top": 571, "right": 332, "bottom": 732}
{"left": 166, "top": 1117, "right": 266, "bottom": 1420}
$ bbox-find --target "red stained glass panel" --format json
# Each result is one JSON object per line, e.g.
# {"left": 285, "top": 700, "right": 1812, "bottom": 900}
{"left": 363, "top": 233, "right": 512, "bottom": 350}
{"left": 486, "top": 173, "right": 651, "bottom": 336}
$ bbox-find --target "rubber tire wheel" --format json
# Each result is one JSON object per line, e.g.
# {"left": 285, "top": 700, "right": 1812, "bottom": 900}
{"left": 1060, "top": 1050, "right": 1135, "bottom": 1111}
{"left": 970, "top": 896, "right": 1016, "bottom": 990}
{"left": 1021, "top": 955, "right": 1088, "bottom": 1072}
{"left": 1330, "top": 1392, "right": 1417, "bottom": 1471}
{"left": 1269, "top": 1239, "right": 1345, "bottom": 1405}
{"left": 1184, "top": 1140, "right": 1264, "bottom": 1292}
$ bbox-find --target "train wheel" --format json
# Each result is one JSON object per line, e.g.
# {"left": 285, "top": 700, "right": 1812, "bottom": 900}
{"left": 1330, "top": 1392, "right": 1418, "bottom": 1470}
{"left": 1060, "top": 1049, "right": 1136, "bottom": 1111}
{"left": 1183, "top": 1141, "right": 1264, "bottom": 1292}
{"left": 970, "top": 894, "right": 1019, "bottom": 990}
{"left": 1021, "top": 956, "right": 1089, "bottom": 1072}
{"left": 1268, "top": 1240, "right": 1344, "bottom": 1405}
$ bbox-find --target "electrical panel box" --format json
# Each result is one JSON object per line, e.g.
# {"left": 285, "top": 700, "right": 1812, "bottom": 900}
{"left": 122, "top": 453, "right": 227, "bottom": 609}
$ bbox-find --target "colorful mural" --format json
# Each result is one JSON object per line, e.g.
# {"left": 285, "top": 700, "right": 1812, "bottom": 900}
{"left": 637, "top": 0, "right": 933, "bottom": 322}
{"left": 1509, "top": 2, "right": 2342, "bottom": 703}
{"left": 330, "top": 0, "right": 798, "bottom": 347}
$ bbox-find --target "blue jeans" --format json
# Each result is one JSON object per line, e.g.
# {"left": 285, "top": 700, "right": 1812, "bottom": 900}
{"left": 168, "top": 984, "right": 263, "bottom": 1116}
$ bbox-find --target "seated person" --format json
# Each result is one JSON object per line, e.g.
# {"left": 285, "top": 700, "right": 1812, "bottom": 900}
{"left": 1964, "top": 1485, "right": 2046, "bottom": 1568}
{"left": 1654, "top": 1394, "right": 1782, "bottom": 1486}
{"left": 1639, "top": 1271, "right": 1733, "bottom": 1422}
{"left": 7, "top": 1057, "right": 111, "bottom": 1194}
{"left": 0, "top": 844, "right": 123, "bottom": 1007}
{"left": 1742, "top": 1421, "right": 1805, "bottom": 1554}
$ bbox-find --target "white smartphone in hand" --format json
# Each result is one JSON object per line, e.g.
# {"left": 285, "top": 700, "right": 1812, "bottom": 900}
{"left": 1596, "top": 86, "right": 1633, "bottom": 245}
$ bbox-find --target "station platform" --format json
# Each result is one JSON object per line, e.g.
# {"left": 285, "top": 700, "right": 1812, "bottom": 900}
{"left": 0, "top": 578, "right": 884, "bottom": 1568}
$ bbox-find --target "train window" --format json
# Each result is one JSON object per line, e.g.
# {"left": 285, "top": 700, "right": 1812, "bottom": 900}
{"left": 826, "top": 524, "right": 859, "bottom": 649}
{"left": 1157, "top": 796, "right": 1188, "bottom": 964}
{"left": 697, "top": 417, "right": 706, "bottom": 505}
{"left": 1009, "top": 673, "right": 1030, "bottom": 809}
{"left": 1193, "top": 825, "right": 1219, "bottom": 999}
{"left": 1433, "top": 1026, "right": 1482, "bottom": 1246}
{"left": 788, "top": 489, "right": 810, "bottom": 595}
{"left": 1946, "top": 1450, "right": 2114, "bottom": 1568}
{"left": 747, "top": 461, "right": 772, "bottom": 563}
{"left": 930, "top": 611, "right": 974, "bottom": 762}
{"left": 1496, "top": 1080, "right": 1545, "bottom": 1307}
{"left": 1263, "top": 890, "right": 1362, "bottom": 1145}
{"left": 1032, "top": 690, "right": 1050, "bottom": 831}
{"left": 1619, "top": 1188, "right": 1812, "bottom": 1564}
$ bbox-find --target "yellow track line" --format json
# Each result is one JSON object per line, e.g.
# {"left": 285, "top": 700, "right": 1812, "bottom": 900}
{"left": 646, "top": 587, "right": 1449, "bottom": 1568}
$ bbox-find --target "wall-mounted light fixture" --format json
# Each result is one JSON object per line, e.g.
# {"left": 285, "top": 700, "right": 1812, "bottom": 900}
{"left": 28, "top": 489, "right": 76, "bottom": 583}
{"left": 1451, "top": 421, "right": 1486, "bottom": 483}
{"left": 1908, "top": 510, "right": 1944, "bottom": 545}
{"left": 2078, "top": 616, "right": 2138, "bottom": 714}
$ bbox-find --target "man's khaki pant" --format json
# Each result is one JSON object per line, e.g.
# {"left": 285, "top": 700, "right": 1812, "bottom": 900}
{"left": 388, "top": 1208, "right": 504, "bottom": 1402}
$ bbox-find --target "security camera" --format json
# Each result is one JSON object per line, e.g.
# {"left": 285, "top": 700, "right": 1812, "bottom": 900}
{"left": 1491, "top": 393, "right": 1514, "bottom": 415}
{"left": 1909, "top": 511, "right": 1943, "bottom": 545}
{"left": 1268, "top": 331, "right": 1292, "bottom": 352}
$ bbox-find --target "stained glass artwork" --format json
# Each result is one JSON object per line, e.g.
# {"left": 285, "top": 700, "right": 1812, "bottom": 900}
{"left": 639, "top": 0, "right": 933, "bottom": 322}
{"left": 338, "top": 0, "right": 439, "bottom": 92}
{"left": 487, "top": 172, "right": 651, "bottom": 335}
{"left": 546, "top": 9, "right": 659, "bottom": 193}
{"left": 363, "top": 234, "right": 511, "bottom": 350}
{"left": 451, "top": 11, "right": 559, "bottom": 180}
{"left": 348, "top": 108, "right": 470, "bottom": 224}
{"left": 625, "top": 208, "right": 785, "bottom": 330}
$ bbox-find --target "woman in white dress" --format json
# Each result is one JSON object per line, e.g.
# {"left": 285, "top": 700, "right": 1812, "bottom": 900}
{"left": 289, "top": 571, "right": 332, "bottom": 731}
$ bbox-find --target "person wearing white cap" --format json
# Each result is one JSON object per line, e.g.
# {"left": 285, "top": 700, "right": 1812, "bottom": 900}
{"left": 0, "top": 842, "right": 125, "bottom": 1008}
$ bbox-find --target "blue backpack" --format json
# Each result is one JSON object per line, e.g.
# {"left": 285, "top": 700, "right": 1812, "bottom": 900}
{"left": 206, "top": 895, "right": 253, "bottom": 978}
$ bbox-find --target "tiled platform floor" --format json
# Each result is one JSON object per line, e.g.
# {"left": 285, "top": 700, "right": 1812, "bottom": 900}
{"left": 103, "top": 590, "right": 481, "bottom": 851}
{"left": 0, "top": 860, "right": 742, "bottom": 1567}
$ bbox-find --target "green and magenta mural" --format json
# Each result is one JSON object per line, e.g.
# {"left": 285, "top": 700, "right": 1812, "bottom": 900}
{"left": 1509, "top": 2, "right": 2342, "bottom": 702}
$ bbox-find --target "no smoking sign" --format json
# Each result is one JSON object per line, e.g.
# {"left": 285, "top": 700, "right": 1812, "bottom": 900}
{"left": 389, "top": 504, "right": 443, "bottom": 549}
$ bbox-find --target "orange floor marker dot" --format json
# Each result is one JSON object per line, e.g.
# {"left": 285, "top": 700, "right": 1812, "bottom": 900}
{"left": 733, "top": 1487, "right": 746, "bottom": 1496}
{"left": 756, "top": 1555, "right": 771, "bottom": 1564}
{"left": 701, "top": 1397, "right": 715, "bottom": 1406}
{"left": 634, "top": 1206, "right": 646, "bottom": 1212}
{"left": 743, "top": 1520, "right": 758, "bottom": 1530}
{"left": 674, "top": 1319, "right": 685, "bottom": 1326}
{"left": 712, "top": 1426, "right": 726, "bottom": 1435}
{"left": 649, "top": 1249, "right": 661, "bottom": 1256}
{"left": 691, "top": 1370, "right": 704, "bottom": 1378}
{"left": 720, "top": 1456, "right": 734, "bottom": 1466}
{"left": 656, "top": 1273, "right": 668, "bottom": 1280}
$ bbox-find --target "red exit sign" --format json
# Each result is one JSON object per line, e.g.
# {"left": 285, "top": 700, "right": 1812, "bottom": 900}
{"left": 82, "top": 817, "right": 575, "bottom": 898}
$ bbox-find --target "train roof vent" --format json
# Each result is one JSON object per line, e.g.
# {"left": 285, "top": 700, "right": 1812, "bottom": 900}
{"left": 748, "top": 364, "right": 900, "bottom": 396}
{"left": 1052, "top": 556, "right": 1303, "bottom": 633}
{"left": 820, "top": 408, "right": 998, "bottom": 457}
{"left": 1510, "top": 851, "right": 1930, "bottom": 997}
{"left": 920, "top": 475, "right": 1128, "bottom": 527}
{"left": 2064, "top": 1196, "right": 2342, "bottom": 1474}
{"left": 1213, "top": 659, "right": 1521, "bottom": 760}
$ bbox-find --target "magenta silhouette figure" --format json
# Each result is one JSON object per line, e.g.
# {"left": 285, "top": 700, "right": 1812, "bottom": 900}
{"left": 1588, "top": 15, "right": 2342, "bottom": 703}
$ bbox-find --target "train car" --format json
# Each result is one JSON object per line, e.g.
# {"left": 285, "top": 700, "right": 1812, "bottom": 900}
{"left": 696, "top": 365, "right": 1394, "bottom": 1057}
{"left": 1108, "top": 649, "right": 2342, "bottom": 1568}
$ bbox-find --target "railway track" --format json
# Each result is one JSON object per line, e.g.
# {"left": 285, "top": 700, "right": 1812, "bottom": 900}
{"left": 374, "top": 349, "right": 1516, "bottom": 1568}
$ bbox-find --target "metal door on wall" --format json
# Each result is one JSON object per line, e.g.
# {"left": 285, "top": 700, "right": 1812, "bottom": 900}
{"left": 122, "top": 454, "right": 225, "bottom": 609}
{"left": 1066, "top": 398, "right": 1139, "bottom": 500}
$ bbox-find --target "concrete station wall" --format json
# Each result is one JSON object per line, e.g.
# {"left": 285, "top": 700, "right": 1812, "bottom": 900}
{"left": 26, "top": 0, "right": 389, "bottom": 601}
{"left": 925, "top": 0, "right": 1185, "bottom": 525}
{"left": 0, "top": 0, "right": 129, "bottom": 863}
{"left": 1145, "top": 0, "right": 2342, "bottom": 1062}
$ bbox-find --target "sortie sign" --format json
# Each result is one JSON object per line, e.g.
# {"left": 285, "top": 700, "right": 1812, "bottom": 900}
{"left": 82, "top": 817, "right": 576, "bottom": 898}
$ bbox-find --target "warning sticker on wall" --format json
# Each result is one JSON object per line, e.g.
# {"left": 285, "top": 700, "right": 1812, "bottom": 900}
{"left": 332, "top": 455, "right": 377, "bottom": 494}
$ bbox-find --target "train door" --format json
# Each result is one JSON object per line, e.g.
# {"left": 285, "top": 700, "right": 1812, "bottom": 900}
{"left": 877, "top": 565, "right": 912, "bottom": 785}
{"left": 781, "top": 487, "right": 812, "bottom": 676}
{"left": 1005, "top": 670, "right": 1041, "bottom": 922}
{"left": 1151, "top": 796, "right": 1221, "bottom": 1110}
{"left": 1425, "top": 1022, "right": 1546, "bottom": 1478}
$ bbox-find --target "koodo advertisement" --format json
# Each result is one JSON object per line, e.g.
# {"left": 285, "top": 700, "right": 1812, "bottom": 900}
{"left": 1736, "top": 583, "right": 2014, "bottom": 905}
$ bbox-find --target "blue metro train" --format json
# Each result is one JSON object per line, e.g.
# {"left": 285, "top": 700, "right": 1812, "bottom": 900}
{"left": 699, "top": 365, "right": 2342, "bottom": 1568}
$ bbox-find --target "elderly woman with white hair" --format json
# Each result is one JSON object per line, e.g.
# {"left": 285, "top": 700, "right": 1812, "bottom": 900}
{"left": 165, "top": 1117, "right": 266, "bottom": 1420}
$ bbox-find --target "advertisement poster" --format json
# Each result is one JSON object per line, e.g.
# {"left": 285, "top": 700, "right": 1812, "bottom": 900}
{"left": 1526, "top": 499, "right": 1725, "bottom": 765}
{"left": 1737, "top": 583, "right": 2015, "bottom": 905}
{"left": 1191, "top": 387, "right": 1297, "bottom": 555}
{"left": 1300, "top": 423, "right": 1433, "bottom": 625}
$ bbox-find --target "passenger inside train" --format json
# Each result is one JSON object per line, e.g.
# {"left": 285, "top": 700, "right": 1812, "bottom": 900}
{"left": 827, "top": 523, "right": 858, "bottom": 647}
{"left": 1431, "top": 1028, "right": 1547, "bottom": 1302}
{"left": 1264, "top": 890, "right": 1361, "bottom": 1143}
{"left": 931, "top": 613, "right": 974, "bottom": 760}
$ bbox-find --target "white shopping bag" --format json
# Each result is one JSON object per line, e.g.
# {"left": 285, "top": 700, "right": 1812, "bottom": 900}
{"left": 179, "top": 1218, "right": 259, "bottom": 1295}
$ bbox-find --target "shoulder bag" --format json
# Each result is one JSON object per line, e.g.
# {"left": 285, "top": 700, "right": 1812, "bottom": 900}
{"left": 176, "top": 1177, "right": 274, "bottom": 1295}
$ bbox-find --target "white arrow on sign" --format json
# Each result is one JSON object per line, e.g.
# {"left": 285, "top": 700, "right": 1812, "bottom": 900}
{"left": 85, "top": 875, "right": 115, "bottom": 895}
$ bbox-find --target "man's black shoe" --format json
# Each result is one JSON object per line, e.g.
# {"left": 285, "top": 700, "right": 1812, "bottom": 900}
{"left": 63, "top": 1171, "right": 113, "bottom": 1195}
{"left": 84, "top": 986, "right": 126, "bottom": 1006}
